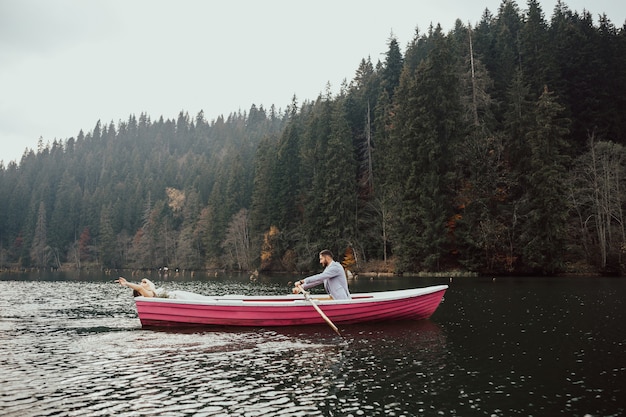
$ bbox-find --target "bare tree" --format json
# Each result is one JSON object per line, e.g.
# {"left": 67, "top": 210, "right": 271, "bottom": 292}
{"left": 222, "top": 209, "right": 251, "bottom": 270}
{"left": 369, "top": 192, "right": 395, "bottom": 264}
{"left": 570, "top": 135, "right": 626, "bottom": 270}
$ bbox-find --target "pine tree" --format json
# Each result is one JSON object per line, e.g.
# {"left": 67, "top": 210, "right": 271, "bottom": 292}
{"left": 503, "top": 69, "right": 536, "bottom": 173}
{"left": 520, "top": 0, "right": 551, "bottom": 94}
{"left": 380, "top": 35, "right": 404, "bottom": 100}
{"left": 249, "top": 135, "right": 279, "bottom": 251}
{"left": 520, "top": 87, "right": 570, "bottom": 273}
{"left": 492, "top": 0, "right": 523, "bottom": 104}
{"left": 273, "top": 98, "right": 303, "bottom": 232}
{"left": 549, "top": 8, "right": 603, "bottom": 151}
{"left": 99, "top": 205, "right": 118, "bottom": 268}
{"left": 30, "top": 202, "right": 49, "bottom": 268}
{"left": 49, "top": 171, "right": 81, "bottom": 256}
{"left": 317, "top": 97, "right": 358, "bottom": 254}
{"left": 387, "top": 26, "right": 462, "bottom": 272}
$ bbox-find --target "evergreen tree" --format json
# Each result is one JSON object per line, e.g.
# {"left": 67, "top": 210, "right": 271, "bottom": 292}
{"left": 519, "top": 87, "right": 570, "bottom": 273}
{"left": 249, "top": 135, "right": 279, "bottom": 257}
{"left": 492, "top": 0, "right": 523, "bottom": 104}
{"left": 453, "top": 25, "right": 516, "bottom": 273}
{"left": 30, "top": 202, "right": 50, "bottom": 268}
{"left": 387, "top": 26, "right": 462, "bottom": 272}
{"left": 317, "top": 97, "right": 358, "bottom": 255}
{"left": 380, "top": 35, "right": 403, "bottom": 100}
{"left": 520, "top": 0, "right": 551, "bottom": 94}
{"left": 49, "top": 171, "right": 82, "bottom": 258}
{"left": 176, "top": 189, "right": 203, "bottom": 270}
{"left": 99, "top": 205, "right": 118, "bottom": 268}
{"left": 297, "top": 97, "right": 331, "bottom": 252}
{"left": 596, "top": 14, "right": 626, "bottom": 144}
{"left": 369, "top": 62, "right": 400, "bottom": 262}
{"left": 473, "top": 7, "right": 496, "bottom": 73}
{"left": 273, "top": 97, "right": 303, "bottom": 232}
{"left": 503, "top": 69, "right": 536, "bottom": 173}
{"left": 1, "top": 4, "right": 625, "bottom": 275}
{"left": 549, "top": 7, "right": 603, "bottom": 151}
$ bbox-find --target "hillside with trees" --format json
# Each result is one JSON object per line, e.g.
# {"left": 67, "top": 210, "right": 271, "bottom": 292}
{"left": 1, "top": 0, "right": 625, "bottom": 275}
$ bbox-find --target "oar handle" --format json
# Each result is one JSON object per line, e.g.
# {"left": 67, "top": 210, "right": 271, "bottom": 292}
{"left": 302, "top": 289, "right": 341, "bottom": 336}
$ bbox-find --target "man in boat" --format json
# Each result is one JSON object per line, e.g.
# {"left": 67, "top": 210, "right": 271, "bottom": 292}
{"left": 292, "top": 249, "right": 351, "bottom": 300}
{"left": 116, "top": 276, "right": 157, "bottom": 297}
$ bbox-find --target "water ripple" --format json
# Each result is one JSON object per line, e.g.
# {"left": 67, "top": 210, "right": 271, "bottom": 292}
{"left": 2, "top": 277, "right": 625, "bottom": 416}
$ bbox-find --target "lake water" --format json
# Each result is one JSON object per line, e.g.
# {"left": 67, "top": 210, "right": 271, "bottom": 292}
{"left": 1, "top": 272, "right": 624, "bottom": 416}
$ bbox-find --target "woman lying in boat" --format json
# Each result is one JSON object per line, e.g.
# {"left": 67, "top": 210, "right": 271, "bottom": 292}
{"left": 116, "top": 276, "right": 158, "bottom": 297}
{"left": 116, "top": 277, "right": 216, "bottom": 300}
{"left": 292, "top": 249, "right": 351, "bottom": 300}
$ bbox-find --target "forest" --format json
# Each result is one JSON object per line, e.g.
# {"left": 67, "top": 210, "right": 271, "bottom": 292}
{"left": 1, "top": 0, "right": 625, "bottom": 276}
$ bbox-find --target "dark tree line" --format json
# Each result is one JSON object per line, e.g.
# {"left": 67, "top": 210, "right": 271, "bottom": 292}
{"left": 0, "top": 108, "right": 285, "bottom": 271}
{"left": 1, "top": 0, "right": 625, "bottom": 275}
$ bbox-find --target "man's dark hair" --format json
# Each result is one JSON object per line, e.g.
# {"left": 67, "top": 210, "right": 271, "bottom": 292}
{"left": 319, "top": 249, "right": 334, "bottom": 259}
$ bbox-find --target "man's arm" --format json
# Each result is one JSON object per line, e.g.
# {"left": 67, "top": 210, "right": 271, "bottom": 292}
{"left": 302, "top": 263, "right": 343, "bottom": 289}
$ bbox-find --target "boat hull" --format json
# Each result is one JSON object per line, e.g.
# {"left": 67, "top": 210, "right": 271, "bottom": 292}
{"left": 135, "top": 285, "right": 448, "bottom": 328}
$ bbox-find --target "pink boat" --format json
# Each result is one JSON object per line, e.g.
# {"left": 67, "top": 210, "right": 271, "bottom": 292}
{"left": 134, "top": 285, "right": 448, "bottom": 328}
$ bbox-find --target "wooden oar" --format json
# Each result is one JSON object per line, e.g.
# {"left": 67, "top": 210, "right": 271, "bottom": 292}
{"left": 301, "top": 288, "right": 341, "bottom": 336}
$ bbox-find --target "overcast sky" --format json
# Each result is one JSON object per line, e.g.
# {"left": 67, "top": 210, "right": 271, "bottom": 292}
{"left": 1, "top": 0, "right": 624, "bottom": 164}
